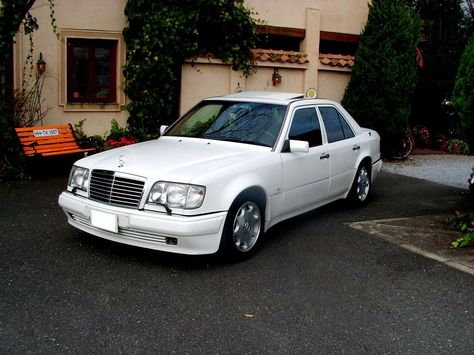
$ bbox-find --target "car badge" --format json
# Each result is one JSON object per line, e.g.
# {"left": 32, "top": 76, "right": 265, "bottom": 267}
{"left": 118, "top": 155, "right": 125, "bottom": 168}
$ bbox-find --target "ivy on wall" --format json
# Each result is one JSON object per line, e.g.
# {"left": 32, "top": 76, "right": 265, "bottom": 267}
{"left": 123, "top": 0, "right": 262, "bottom": 135}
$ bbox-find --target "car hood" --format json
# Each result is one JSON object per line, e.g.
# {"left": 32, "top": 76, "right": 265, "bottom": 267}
{"left": 77, "top": 137, "right": 269, "bottom": 184}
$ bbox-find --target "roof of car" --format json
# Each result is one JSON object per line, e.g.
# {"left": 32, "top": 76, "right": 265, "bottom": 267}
{"left": 223, "top": 91, "right": 304, "bottom": 101}
{"left": 210, "top": 91, "right": 337, "bottom": 105}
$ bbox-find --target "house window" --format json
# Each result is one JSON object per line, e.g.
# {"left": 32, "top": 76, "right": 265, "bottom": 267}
{"left": 257, "top": 25, "right": 305, "bottom": 52}
{"left": 319, "top": 31, "right": 359, "bottom": 56}
{"left": 67, "top": 39, "right": 117, "bottom": 103}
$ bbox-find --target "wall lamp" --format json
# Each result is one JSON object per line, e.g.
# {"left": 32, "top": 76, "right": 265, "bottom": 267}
{"left": 272, "top": 68, "right": 282, "bottom": 86}
{"left": 37, "top": 52, "right": 46, "bottom": 75}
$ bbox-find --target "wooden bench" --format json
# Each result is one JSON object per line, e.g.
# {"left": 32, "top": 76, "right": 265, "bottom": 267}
{"left": 15, "top": 124, "right": 96, "bottom": 157}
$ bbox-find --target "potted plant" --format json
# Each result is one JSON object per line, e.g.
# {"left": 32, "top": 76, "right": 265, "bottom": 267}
{"left": 434, "top": 134, "right": 449, "bottom": 151}
{"left": 446, "top": 138, "right": 469, "bottom": 155}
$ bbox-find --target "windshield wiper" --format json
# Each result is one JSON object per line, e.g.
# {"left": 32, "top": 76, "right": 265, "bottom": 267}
{"left": 204, "top": 136, "right": 270, "bottom": 147}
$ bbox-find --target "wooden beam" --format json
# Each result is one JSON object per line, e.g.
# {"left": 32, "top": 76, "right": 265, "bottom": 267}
{"left": 320, "top": 31, "right": 360, "bottom": 43}
{"left": 257, "top": 25, "right": 305, "bottom": 38}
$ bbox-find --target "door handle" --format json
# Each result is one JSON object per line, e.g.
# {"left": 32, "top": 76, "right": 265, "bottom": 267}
{"left": 353, "top": 145, "right": 360, "bottom": 151}
{"left": 320, "top": 153, "right": 330, "bottom": 160}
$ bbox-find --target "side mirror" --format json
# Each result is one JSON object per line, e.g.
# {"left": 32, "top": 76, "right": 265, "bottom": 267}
{"left": 160, "top": 125, "right": 169, "bottom": 136}
{"left": 289, "top": 140, "right": 309, "bottom": 153}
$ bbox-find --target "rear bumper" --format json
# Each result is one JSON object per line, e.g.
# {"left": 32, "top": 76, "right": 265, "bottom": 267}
{"left": 58, "top": 191, "right": 227, "bottom": 255}
{"left": 372, "top": 158, "right": 383, "bottom": 182}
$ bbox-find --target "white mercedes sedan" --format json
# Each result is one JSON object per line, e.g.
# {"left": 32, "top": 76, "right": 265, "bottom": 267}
{"left": 59, "top": 92, "right": 382, "bottom": 259}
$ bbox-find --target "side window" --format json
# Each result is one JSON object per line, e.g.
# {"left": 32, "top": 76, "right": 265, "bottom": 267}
{"left": 319, "top": 106, "right": 354, "bottom": 143}
{"left": 289, "top": 107, "right": 322, "bottom": 147}
{"left": 341, "top": 116, "right": 355, "bottom": 139}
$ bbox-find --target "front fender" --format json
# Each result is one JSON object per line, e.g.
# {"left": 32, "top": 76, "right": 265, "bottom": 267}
{"left": 195, "top": 155, "right": 282, "bottom": 215}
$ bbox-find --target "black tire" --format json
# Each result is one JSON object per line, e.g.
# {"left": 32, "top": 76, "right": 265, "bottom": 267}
{"left": 218, "top": 193, "right": 265, "bottom": 261}
{"left": 392, "top": 133, "right": 415, "bottom": 160}
{"left": 348, "top": 164, "right": 371, "bottom": 207}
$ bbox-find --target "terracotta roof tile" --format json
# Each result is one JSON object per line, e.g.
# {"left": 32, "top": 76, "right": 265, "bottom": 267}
{"left": 319, "top": 53, "right": 355, "bottom": 68}
{"left": 251, "top": 49, "right": 309, "bottom": 64}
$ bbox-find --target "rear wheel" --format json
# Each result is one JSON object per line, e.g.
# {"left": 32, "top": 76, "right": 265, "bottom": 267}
{"left": 219, "top": 194, "right": 264, "bottom": 260}
{"left": 348, "top": 164, "right": 371, "bottom": 207}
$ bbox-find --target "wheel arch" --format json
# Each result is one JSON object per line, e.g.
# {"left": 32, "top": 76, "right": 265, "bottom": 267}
{"left": 358, "top": 156, "right": 372, "bottom": 175}
{"left": 218, "top": 184, "right": 268, "bottom": 259}
{"left": 230, "top": 185, "right": 267, "bottom": 217}
{"left": 344, "top": 155, "right": 372, "bottom": 200}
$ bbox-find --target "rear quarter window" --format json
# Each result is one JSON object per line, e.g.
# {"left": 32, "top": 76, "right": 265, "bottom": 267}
{"left": 318, "top": 106, "right": 355, "bottom": 143}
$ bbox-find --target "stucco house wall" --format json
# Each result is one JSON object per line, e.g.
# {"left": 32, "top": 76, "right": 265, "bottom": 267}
{"left": 180, "top": 0, "right": 368, "bottom": 114}
{"left": 14, "top": 0, "right": 128, "bottom": 135}
{"left": 13, "top": 0, "right": 369, "bottom": 135}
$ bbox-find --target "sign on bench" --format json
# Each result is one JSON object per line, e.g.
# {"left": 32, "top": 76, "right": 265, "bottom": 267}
{"left": 33, "top": 129, "right": 59, "bottom": 137}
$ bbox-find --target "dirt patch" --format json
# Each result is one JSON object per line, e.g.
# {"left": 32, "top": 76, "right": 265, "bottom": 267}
{"left": 349, "top": 215, "right": 474, "bottom": 275}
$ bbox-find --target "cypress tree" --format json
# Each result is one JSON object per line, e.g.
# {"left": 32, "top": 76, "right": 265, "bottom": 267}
{"left": 342, "top": 0, "right": 420, "bottom": 156}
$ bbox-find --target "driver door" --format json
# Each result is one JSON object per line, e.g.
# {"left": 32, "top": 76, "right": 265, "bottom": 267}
{"left": 280, "top": 106, "right": 330, "bottom": 214}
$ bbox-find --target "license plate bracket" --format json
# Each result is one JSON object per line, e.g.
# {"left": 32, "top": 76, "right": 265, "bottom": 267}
{"left": 90, "top": 209, "right": 118, "bottom": 233}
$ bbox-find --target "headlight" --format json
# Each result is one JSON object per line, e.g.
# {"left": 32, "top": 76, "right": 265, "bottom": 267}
{"left": 148, "top": 181, "right": 205, "bottom": 209}
{"left": 68, "top": 166, "right": 90, "bottom": 192}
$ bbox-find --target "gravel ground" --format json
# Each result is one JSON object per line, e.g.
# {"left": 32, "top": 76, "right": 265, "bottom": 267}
{"left": 383, "top": 154, "right": 474, "bottom": 190}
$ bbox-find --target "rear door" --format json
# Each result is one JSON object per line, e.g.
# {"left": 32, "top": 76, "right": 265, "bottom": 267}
{"left": 318, "top": 105, "right": 363, "bottom": 197}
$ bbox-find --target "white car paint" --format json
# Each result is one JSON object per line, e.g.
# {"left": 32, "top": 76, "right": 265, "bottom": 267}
{"left": 59, "top": 92, "right": 382, "bottom": 255}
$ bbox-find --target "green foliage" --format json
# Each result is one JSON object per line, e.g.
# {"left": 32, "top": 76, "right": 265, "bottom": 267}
{"left": 452, "top": 33, "right": 474, "bottom": 152}
{"left": 446, "top": 138, "right": 470, "bottom": 155}
{"left": 448, "top": 211, "right": 474, "bottom": 248}
{"left": 73, "top": 119, "right": 158, "bottom": 152}
{"left": 0, "top": 100, "right": 24, "bottom": 178}
{"left": 123, "top": 0, "right": 261, "bottom": 135}
{"left": 342, "top": 0, "right": 421, "bottom": 157}
{"left": 410, "top": 0, "right": 468, "bottom": 133}
{"left": 73, "top": 119, "right": 87, "bottom": 139}
{"left": 107, "top": 118, "right": 130, "bottom": 140}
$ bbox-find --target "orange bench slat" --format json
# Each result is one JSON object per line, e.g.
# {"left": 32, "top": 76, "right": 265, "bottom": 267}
{"left": 15, "top": 124, "right": 71, "bottom": 132}
{"left": 41, "top": 147, "right": 96, "bottom": 157}
{"left": 23, "top": 143, "right": 81, "bottom": 154}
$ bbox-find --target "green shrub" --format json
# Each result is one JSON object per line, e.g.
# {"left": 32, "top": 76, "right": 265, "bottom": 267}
{"left": 446, "top": 138, "right": 469, "bottom": 155}
{"left": 448, "top": 211, "right": 474, "bottom": 248}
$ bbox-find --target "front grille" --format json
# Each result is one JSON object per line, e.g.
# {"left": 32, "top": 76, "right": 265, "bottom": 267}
{"left": 89, "top": 170, "right": 145, "bottom": 208}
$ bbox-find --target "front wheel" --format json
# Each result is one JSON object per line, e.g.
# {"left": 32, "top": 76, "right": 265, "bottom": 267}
{"left": 219, "top": 195, "right": 264, "bottom": 260}
{"left": 348, "top": 165, "right": 371, "bottom": 207}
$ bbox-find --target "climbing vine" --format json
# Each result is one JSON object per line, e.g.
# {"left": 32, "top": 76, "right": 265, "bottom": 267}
{"left": 0, "top": 0, "right": 58, "bottom": 177}
{"left": 123, "top": 0, "right": 262, "bottom": 135}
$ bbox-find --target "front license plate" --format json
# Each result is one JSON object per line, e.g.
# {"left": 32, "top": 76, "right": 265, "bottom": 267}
{"left": 90, "top": 210, "right": 118, "bottom": 233}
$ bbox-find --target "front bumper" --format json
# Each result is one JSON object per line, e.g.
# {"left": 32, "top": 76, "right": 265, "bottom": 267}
{"left": 58, "top": 191, "right": 227, "bottom": 255}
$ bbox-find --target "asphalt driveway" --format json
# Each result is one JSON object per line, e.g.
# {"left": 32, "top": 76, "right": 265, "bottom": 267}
{"left": 0, "top": 170, "right": 473, "bottom": 354}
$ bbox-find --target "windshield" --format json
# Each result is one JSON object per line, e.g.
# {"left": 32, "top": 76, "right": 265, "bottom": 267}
{"left": 165, "top": 101, "right": 287, "bottom": 147}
